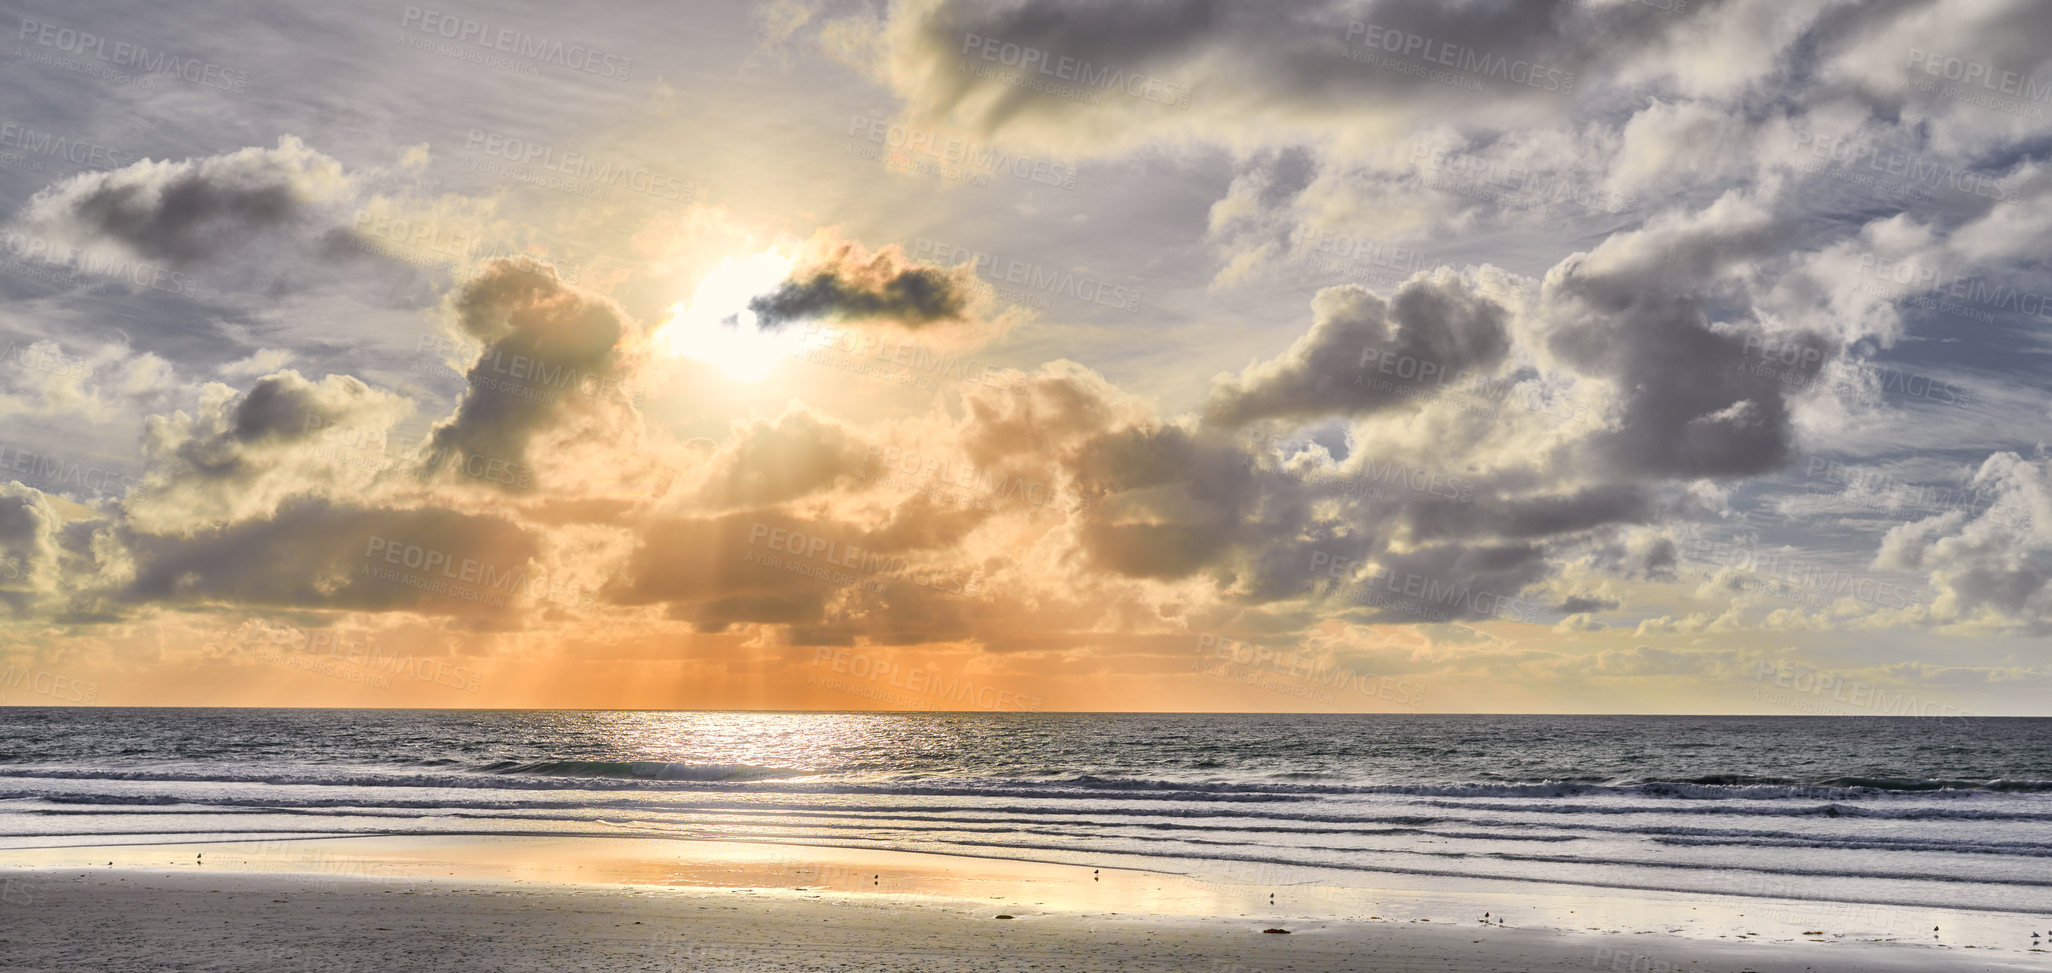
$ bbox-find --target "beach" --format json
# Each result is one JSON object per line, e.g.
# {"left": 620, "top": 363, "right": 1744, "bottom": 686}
{"left": 3, "top": 710, "right": 2051, "bottom": 970}
{"left": 2, "top": 835, "right": 2046, "bottom": 972}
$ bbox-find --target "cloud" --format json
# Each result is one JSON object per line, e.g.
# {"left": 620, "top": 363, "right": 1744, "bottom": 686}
{"left": 120, "top": 497, "right": 543, "bottom": 619}
{"left": 9, "top": 136, "right": 350, "bottom": 269}
{"left": 1536, "top": 199, "right": 1840, "bottom": 479}
{"left": 0, "top": 483, "right": 70, "bottom": 614}
{"left": 607, "top": 509, "right": 987, "bottom": 644}
{"left": 748, "top": 239, "right": 981, "bottom": 330}
{"left": 423, "top": 259, "right": 643, "bottom": 480}
{"left": 218, "top": 349, "right": 296, "bottom": 378}
{"left": 1875, "top": 452, "right": 2052, "bottom": 634}
{"left": 127, "top": 370, "right": 412, "bottom": 533}
{"left": 871, "top": 0, "right": 1622, "bottom": 156}
{"left": 687, "top": 409, "right": 873, "bottom": 510}
{"left": 1554, "top": 612, "right": 1604, "bottom": 632}
{"left": 1546, "top": 644, "right": 1753, "bottom": 679}
{"left": 1204, "top": 270, "right": 1513, "bottom": 427}
{"left": 1558, "top": 595, "right": 1619, "bottom": 614}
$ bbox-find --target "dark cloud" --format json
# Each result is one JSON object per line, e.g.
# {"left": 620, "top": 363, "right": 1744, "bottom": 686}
{"left": 883, "top": 0, "right": 1653, "bottom": 152}
{"left": 121, "top": 497, "right": 541, "bottom": 618}
{"left": 424, "top": 259, "right": 637, "bottom": 478}
{"left": 1558, "top": 595, "right": 1620, "bottom": 614}
{"left": 608, "top": 510, "right": 981, "bottom": 643}
{"left": 127, "top": 369, "right": 410, "bottom": 532}
{"left": 1543, "top": 228, "right": 1838, "bottom": 479}
{"left": 749, "top": 241, "right": 977, "bottom": 330}
{"left": 1401, "top": 485, "right": 1657, "bottom": 544}
{"left": 1204, "top": 273, "right": 1512, "bottom": 427}
{"left": 1342, "top": 541, "right": 1549, "bottom": 624}
{"left": 11, "top": 137, "right": 343, "bottom": 269}
{"left": 147, "top": 370, "right": 403, "bottom": 488}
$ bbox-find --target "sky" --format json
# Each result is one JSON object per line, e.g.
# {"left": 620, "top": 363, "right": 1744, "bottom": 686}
{"left": 0, "top": 0, "right": 2048, "bottom": 713}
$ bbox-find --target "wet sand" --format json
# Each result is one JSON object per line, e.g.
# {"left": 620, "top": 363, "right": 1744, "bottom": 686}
{"left": 0, "top": 836, "right": 2041, "bottom": 972}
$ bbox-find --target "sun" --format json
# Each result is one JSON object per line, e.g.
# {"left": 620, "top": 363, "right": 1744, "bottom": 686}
{"left": 657, "top": 248, "right": 800, "bottom": 382}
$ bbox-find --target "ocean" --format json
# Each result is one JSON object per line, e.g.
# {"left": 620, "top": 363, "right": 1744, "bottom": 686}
{"left": 1, "top": 709, "right": 2047, "bottom": 920}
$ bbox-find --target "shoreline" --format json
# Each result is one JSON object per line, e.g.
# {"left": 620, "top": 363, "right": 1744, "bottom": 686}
{"left": 2, "top": 834, "right": 2045, "bottom": 970}
{"left": 3, "top": 862, "right": 2038, "bottom": 973}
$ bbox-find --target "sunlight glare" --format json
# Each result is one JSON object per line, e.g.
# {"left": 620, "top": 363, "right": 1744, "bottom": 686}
{"left": 658, "top": 248, "right": 800, "bottom": 382}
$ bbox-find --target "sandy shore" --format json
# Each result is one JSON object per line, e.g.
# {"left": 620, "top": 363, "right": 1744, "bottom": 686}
{"left": 2, "top": 845, "right": 2042, "bottom": 972}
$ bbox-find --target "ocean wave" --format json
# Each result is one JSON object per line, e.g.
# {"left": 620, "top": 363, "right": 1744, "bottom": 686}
{"left": 476, "top": 760, "right": 813, "bottom": 782}
{"left": 1042, "top": 774, "right": 2052, "bottom": 801}
{"left": 1411, "top": 798, "right": 2052, "bottom": 821}
{"left": 0, "top": 765, "right": 2047, "bottom": 806}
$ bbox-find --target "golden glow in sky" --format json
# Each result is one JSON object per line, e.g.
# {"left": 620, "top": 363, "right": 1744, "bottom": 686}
{"left": 1, "top": 1, "right": 2048, "bottom": 717}
{"left": 659, "top": 248, "right": 801, "bottom": 382}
